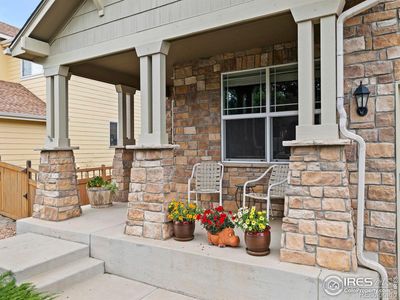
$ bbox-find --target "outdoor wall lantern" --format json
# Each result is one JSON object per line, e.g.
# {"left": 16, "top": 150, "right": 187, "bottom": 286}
{"left": 354, "top": 81, "right": 370, "bottom": 117}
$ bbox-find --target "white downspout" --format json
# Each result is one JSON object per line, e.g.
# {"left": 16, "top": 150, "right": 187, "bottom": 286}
{"left": 337, "top": 1, "right": 388, "bottom": 299}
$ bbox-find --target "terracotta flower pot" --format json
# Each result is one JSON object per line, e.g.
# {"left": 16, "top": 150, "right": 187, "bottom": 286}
{"left": 173, "top": 221, "right": 195, "bottom": 241}
{"left": 87, "top": 187, "right": 112, "bottom": 208}
{"left": 207, "top": 228, "right": 240, "bottom": 247}
{"left": 245, "top": 228, "right": 271, "bottom": 256}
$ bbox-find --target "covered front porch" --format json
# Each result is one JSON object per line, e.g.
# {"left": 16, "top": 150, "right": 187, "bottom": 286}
{"left": 16, "top": 204, "right": 379, "bottom": 300}
{"left": 8, "top": 0, "right": 363, "bottom": 280}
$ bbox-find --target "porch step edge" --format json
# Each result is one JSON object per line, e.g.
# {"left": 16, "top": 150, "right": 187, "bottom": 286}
{"left": 27, "top": 257, "right": 105, "bottom": 294}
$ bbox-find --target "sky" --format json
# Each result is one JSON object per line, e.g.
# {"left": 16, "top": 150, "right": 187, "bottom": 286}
{"left": 0, "top": 0, "right": 41, "bottom": 28}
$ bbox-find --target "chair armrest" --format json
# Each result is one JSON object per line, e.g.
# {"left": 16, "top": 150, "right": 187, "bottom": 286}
{"left": 188, "top": 163, "right": 200, "bottom": 190}
{"left": 243, "top": 165, "right": 276, "bottom": 207}
{"left": 267, "top": 177, "right": 288, "bottom": 194}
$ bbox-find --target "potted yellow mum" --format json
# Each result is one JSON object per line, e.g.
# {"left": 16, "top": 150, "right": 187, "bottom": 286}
{"left": 168, "top": 201, "right": 200, "bottom": 241}
{"left": 233, "top": 207, "right": 270, "bottom": 256}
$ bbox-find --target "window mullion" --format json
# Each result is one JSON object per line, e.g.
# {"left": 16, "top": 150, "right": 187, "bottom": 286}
{"left": 266, "top": 67, "right": 271, "bottom": 163}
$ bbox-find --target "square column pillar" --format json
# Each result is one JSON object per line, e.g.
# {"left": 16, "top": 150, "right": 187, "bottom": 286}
{"left": 136, "top": 41, "right": 170, "bottom": 146}
{"left": 34, "top": 66, "right": 80, "bottom": 221}
{"left": 296, "top": 20, "right": 315, "bottom": 140}
{"left": 320, "top": 15, "right": 339, "bottom": 137}
{"left": 115, "top": 85, "right": 136, "bottom": 147}
{"left": 280, "top": 140, "right": 356, "bottom": 272}
{"left": 113, "top": 85, "right": 137, "bottom": 202}
{"left": 125, "top": 145, "right": 178, "bottom": 240}
{"left": 44, "top": 66, "right": 71, "bottom": 149}
{"left": 34, "top": 150, "right": 81, "bottom": 221}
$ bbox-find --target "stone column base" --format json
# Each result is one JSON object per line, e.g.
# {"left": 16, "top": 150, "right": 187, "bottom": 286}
{"left": 112, "top": 148, "right": 134, "bottom": 202}
{"left": 33, "top": 150, "right": 81, "bottom": 221}
{"left": 125, "top": 146, "right": 177, "bottom": 240}
{"left": 280, "top": 140, "right": 357, "bottom": 272}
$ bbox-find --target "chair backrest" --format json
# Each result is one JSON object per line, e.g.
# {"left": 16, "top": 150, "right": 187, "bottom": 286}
{"left": 195, "top": 162, "right": 223, "bottom": 192}
{"left": 269, "top": 164, "right": 289, "bottom": 198}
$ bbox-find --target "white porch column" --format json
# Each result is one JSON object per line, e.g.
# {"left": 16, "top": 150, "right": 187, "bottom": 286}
{"left": 320, "top": 15, "right": 339, "bottom": 135}
{"left": 296, "top": 20, "right": 315, "bottom": 140}
{"left": 291, "top": 0, "right": 344, "bottom": 140}
{"left": 115, "top": 85, "right": 136, "bottom": 146}
{"left": 136, "top": 41, "right": 170, "bottom": 146}
{"left": 44, "top": 66, "right": 71, "bottom": 149}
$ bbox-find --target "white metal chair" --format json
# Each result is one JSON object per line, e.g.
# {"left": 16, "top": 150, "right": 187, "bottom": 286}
{"left": 243, "top": 164, "right": 289, "bottom": 220}
{"left": 188, "top": 162, "right": 224, "bottom": 206}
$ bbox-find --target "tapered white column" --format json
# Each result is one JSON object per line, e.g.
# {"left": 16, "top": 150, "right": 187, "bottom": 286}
{"left": 44, "top": 66, "right": 71, "bottom": 149}
{"left": 321, "top": 15, "right": 338, "bottom": 127}
{"left": 136, "top": 41, "right": 170, "bottom": 146}
{"left": 151, "top": 52, "right": 168, "bottom": 145}
{"left": 297, "top": 20, "right": 315, "bottom": 130}
{"left": 116, "top": 85, "right": 136, "bottom": 146}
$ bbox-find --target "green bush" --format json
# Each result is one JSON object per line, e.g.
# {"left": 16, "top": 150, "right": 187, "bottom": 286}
{"left": 87, "top": 176, "right": 118, "bottom": 193}
{"left": 0, "top": 271, "right": 55, "bottom": 300}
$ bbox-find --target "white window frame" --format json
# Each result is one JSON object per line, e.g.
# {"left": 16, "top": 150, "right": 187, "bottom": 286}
{"left": 21, "top": 60, "right": 43, "bottom": 79}
{"left": 221, "top": 62, "right": 320, "bottom": 164}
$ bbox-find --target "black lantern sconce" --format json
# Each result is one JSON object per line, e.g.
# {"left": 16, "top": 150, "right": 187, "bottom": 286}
{"left": 354, "top": 81, "right": 370, "bottom": 117}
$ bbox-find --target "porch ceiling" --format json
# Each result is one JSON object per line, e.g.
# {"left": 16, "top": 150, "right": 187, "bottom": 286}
{"left": 69, "top": 12, "right": 297, "bottom": 88}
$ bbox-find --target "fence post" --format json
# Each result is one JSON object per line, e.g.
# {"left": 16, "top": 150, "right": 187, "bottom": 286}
{"left": 101, "top": 164, "right": 106, "bottom": 179}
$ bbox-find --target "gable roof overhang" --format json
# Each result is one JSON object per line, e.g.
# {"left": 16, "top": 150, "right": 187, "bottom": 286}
{"left": 8, "top": 0, "right": 345, "bottom": 88}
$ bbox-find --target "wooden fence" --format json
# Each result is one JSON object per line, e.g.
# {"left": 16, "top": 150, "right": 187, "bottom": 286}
{"left": 0, "top": 160, "right": 112, "bottom": 220}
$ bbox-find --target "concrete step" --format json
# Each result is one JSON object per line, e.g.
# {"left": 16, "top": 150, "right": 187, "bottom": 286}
{"left": 28, "top": 257, "right": 104, "bottom": 293}
{"left": 57, "top": 273, "right": 195, "bottom": 300}
{"left": 0, "top": 233, "right": 89, "bottom": 282}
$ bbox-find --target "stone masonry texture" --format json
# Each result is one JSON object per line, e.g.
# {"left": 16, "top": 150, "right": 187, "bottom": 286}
{"left": 33, "top": 150, "right": 81, "bottom": 221}
{"left": 169, "top": 42, "right": 305, "bottom": 214}
{"left": 280, "top": 145, "right": 357, "bottom": 272}
{"left": 112, "top": 148, "right": 134, "bottom": 202}
{"left": 344, "top": 0, "right": 399, "bottom": 279}
{"left": 125, "top": 148, "right": 176, "bottom": 240}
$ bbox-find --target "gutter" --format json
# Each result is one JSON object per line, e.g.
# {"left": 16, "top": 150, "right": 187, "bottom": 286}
{"left": 336, "top": 1, "right": 389, "bottom": 299}
{"left": 0, "top": 112, "right": 46, "bottom": 122}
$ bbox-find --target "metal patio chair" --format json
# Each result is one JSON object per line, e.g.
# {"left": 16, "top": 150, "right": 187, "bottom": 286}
{"left": 188, "top": 162, "right": 224, "bottom": 206}
{"left": 243, "top": 164, "right": 289, "bottom": 220}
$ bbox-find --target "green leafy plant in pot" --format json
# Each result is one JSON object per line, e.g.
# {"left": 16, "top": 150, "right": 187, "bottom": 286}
{"left": 233, "top": 207, "right": 270, "bottom": 256}
{"left": 87, "top": 176, "right": 118, "bottom": 208}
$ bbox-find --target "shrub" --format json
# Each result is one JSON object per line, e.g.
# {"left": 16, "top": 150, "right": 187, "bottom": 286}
{"left": 0, "top": 271, "right": 55, "bottom": 300}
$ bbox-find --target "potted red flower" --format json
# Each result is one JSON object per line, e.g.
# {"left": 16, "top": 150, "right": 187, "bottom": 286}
{"left": 197, "top": 206, "right": 240, "bottom": 247}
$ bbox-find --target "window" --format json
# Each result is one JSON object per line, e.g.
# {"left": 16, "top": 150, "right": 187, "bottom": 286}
{"left": 110, "top": 122, "right": 118, "bottom": 146}
{"left": 21, "top": 60, "right": 43, "bottom": 77}
{"left": 222, "top": 62, "right": 320, "bottom": 162}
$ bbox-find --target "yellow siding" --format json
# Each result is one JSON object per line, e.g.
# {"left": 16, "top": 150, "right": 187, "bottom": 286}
{"left": 0, "top": 51, "right": 141, "bottom": 169}
{"left": 0, "top": 119, "right": 45, "bottom": 168}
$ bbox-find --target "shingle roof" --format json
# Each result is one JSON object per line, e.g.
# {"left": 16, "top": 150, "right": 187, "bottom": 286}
{"left": 0, "top": 21, "right": 19, "bottom": 38}
{"left": 0, "top": 80, "right": 45, "bottom": 119}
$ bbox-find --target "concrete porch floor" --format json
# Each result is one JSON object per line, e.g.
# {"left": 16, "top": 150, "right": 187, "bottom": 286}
{"left": 17, "top": 203, "right": 379, "bottom": 300}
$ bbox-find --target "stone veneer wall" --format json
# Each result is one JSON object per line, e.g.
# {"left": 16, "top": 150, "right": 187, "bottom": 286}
{"left": 112, "top": 148, "right": 134, "bottom": 202}
{"left": 34, "top": 150, "right": 81, "bottom": 221}
{"left": 125, "top": 148, "right": 176, "bottom": 240}
{"left": 170, "top": 42, "right": 303, "bottom": 213}
{"left": 343, "top": 0, "right": 399, "bottom": 278}
{"left": 280, "top": 144, "right": 357, "bottom": 272}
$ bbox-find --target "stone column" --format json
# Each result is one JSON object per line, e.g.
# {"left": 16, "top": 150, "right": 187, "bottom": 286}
{"left": 112, "top": 148, "right": 134, "bottom": 202}
{"left": 112, "top": 85, "right": 137, "bottom": 202}
{"left": 34, "top": 66, "right": 80, "bottom": 221}
{"left": 280, "top": 140, "right": 357, "bottom": 272}
{"left": 125, "top": 146, "right": 177, "bottom": 240}
{"left": 34, "top": 150, "right": 81, "bottom": 221}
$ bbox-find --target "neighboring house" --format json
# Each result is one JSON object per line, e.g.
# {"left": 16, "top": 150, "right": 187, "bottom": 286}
{"left": 6, "top": 0, "right": 400, "bottom": 295}
{"left": 0, "top": 21, "right": 140, "bottom": 168}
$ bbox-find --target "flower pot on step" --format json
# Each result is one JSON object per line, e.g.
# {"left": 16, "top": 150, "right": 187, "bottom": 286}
{"left": 173, "top": 221, "right": 195, "bottom": 241}
{"left": 87, "top": 187, "right": 112, "bottom": 208}
{"left": 245, "top": 227, "right": 271, "bottom": 256}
